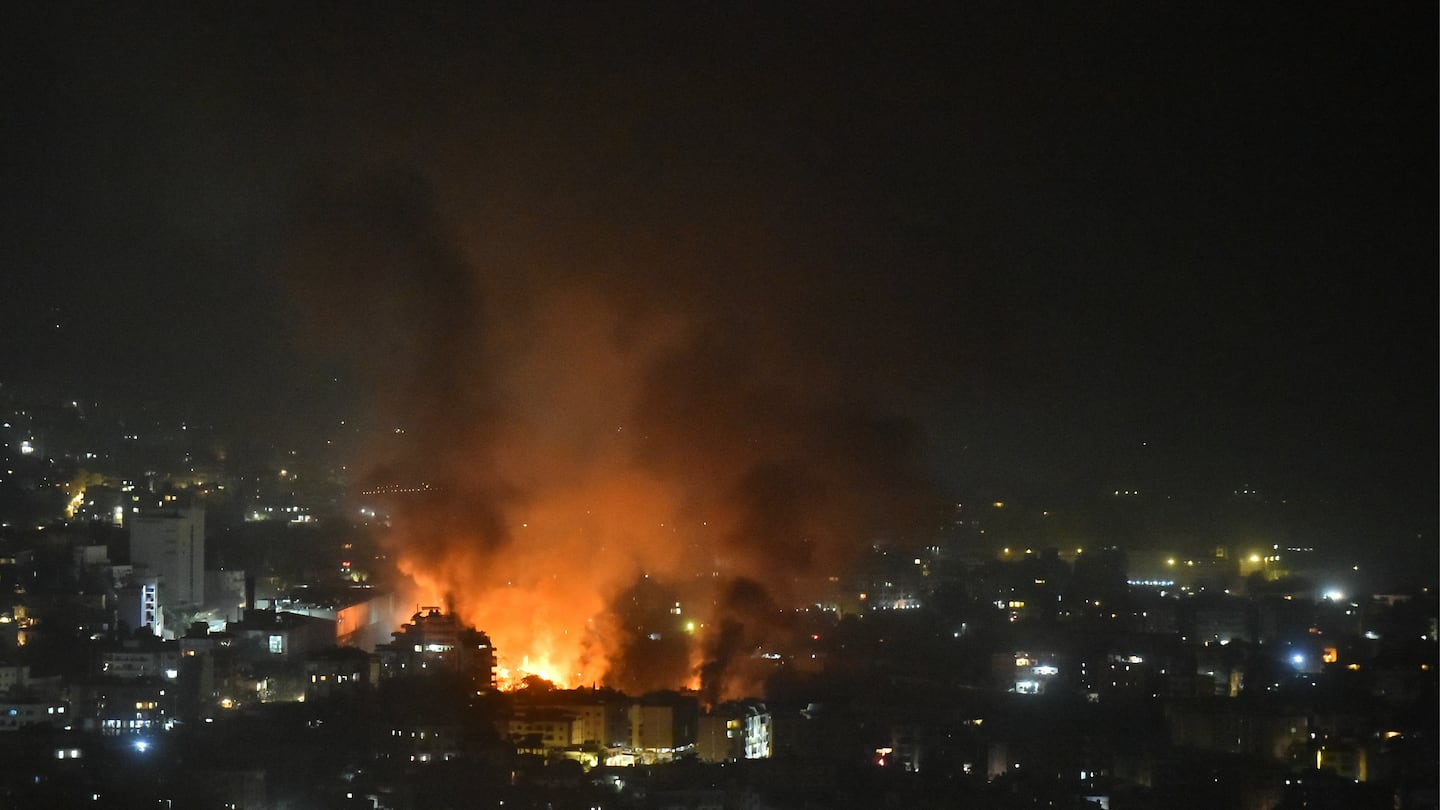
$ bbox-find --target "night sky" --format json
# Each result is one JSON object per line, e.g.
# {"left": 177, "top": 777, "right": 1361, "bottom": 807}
{"left": 2, "top": 5, "right": 1434, "bottom": 533}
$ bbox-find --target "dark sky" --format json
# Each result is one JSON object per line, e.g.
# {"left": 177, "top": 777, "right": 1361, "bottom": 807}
{"left": 2, "top": 3, "right": 1435, "bottom": 515}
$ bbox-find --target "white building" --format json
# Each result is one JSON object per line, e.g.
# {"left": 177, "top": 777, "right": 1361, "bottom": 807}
{"left": 129, "top": 506, "right": 205, "bottom": 616}
{"left": 117, "top": 576, "right": 163, "bottom": 637}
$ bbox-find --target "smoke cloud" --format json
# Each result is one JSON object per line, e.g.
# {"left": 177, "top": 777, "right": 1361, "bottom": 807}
{"left": 267, "top": 8, "right": 959, "bottom": 698}
{"left": 281, "top": 157, "right": 945, "bottom": 698}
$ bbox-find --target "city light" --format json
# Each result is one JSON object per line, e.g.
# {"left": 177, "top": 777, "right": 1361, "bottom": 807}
{"left": 0, "top": 5, "right": 1430, "bottom": 805}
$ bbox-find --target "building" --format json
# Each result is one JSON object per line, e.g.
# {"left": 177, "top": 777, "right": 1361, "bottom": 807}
{"left": 375, "top": 607, "right": 496, "bottom": 691}
{"left": 72, "top": 678, "right": 176, "bottom": 735}
{"left": 1166, "top": 699, "right": 1309, "bottom": 762}
{"left": 513, "top": 687, "right": 629, "bottom": 748}
{"left": 333, "top": 590, "right": 401, "bottom": 650}
{"left": 303, "top": 646, "right": 378, "bottom": 699}
{"left": 508, "top": 707, "right": 583, "bottom": 753}
{"left": 696, "top": 700, "right": 772, "bottom": 763}
{"left": 992, "top": 650, "right": 1062, "bottom": 694}
{"left": 116, "top": 575, "right": 163, "bottom": 637}
{"left": 97, "top": 635, "right": 181, "bottom": 680}
{"left": 226, "top": 608, "right": 337, "bottom": 663}
{"left": 382, "top": 722, "right": 464, "bottom": 764}
{"left": 626, "top": 691, "right": 698, "bottom": 763}
{"left": 0, "top": 700, "right": 68, "bottom": 731}
{"left": 129, "top": 505, "right": 205, "bottom": 618}
{"left": 268, "top": 588, "right": 400, "bottom": 651}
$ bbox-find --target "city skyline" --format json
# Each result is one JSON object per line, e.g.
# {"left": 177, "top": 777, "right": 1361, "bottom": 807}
{"left": 1, "top": 7, "right": 1435, "bottom": 805}
{"left": 1, "top": 3, "right": 1435, "bottom": 707}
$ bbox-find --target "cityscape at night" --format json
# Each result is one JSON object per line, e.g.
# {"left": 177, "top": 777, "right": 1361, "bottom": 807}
{"left": 1, "top": 4, "right": 1435, "bottom": 809}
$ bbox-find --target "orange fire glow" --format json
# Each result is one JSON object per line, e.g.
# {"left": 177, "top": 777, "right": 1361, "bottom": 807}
{"left": 394, "top": 468, "right": 713, "bottom": 691}
{"left": 383, "top": 290, "right": 723, "bottom": 691}
{"left": 334, "top": 276, "right": 923, "bottom": 700}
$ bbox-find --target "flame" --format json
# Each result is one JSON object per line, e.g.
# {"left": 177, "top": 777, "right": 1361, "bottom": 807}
{"left": 376, "top": 291, "right": 709, "bottom": 692}
{"left": 392, "top": 463, "right": 690, "bottom": 691}
{"left": 359, "top": 288, "right": 912, "bottom": 701}
{"left": 63, "top": 470, "right": 107, "bottom": 519}
{"left": 399, "top": 556, "right": 606, "bottom": 690}
{"left": 495, "top": 655, "right": 572, "bottom": 691}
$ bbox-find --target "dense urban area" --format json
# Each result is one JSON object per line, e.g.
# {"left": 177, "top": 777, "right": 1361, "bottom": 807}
{"left": 0, "top": 385, "right": 1433, "bottom": 810}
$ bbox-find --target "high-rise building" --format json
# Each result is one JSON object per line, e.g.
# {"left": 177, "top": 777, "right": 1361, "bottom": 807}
{"left": 129, "top": 506, "right": 205, "bottom": 613}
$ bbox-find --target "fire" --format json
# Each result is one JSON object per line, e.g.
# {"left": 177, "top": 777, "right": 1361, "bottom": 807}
{"left": 398, "top": 557, "right": 607, "bottom": 690}
{"left": 368, "top": 290, "right": 714, "bottom": 692}
{"left": 496, "top": 655, "right": 572, "bottom": 691}
{"left": 335, "top": 285, "right": 925, "bottom": 703}
{"left": 384, "top": 358, "right": 711, "bottom": 690}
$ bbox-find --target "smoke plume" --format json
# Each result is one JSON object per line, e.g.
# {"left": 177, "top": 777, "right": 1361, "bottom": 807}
{"left": 280, "top": 157, "right": 946, "bottom": 698}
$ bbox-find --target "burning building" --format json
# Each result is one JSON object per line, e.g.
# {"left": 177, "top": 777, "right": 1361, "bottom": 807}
{"left": 376, "top": 606, "right": 497, "bottom": 691}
